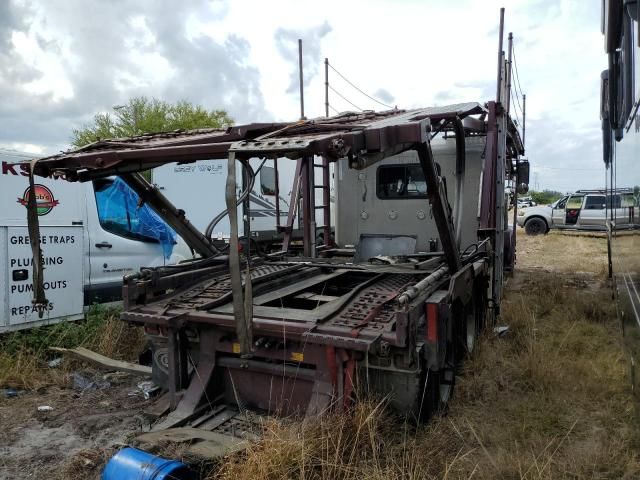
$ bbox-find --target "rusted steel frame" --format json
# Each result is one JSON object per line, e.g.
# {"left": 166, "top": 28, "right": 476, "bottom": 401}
{"left": 219, "top": 356, "right": 316, "bottom": 381}
{"left": 301, "top": 156, "right": 315, "bottom": 257}
{"left": 452, "top": 116, "right": 466, "bottom": 246}
{"left": 281, "top": 159, "right": 303, "bottom": 252}
{"left": 274, "top": 158, "right": 281, "bottom": 228}
{"left": 225, "top": 152, "right": 252, "bottom": 357}
{"left": 128, "top": 311, "right": 315, "bottom": 337}
{"left": 343, "top": 352, "right": 356, "bottom": 410}
{"left": 36, "top": 117, "right": 446, "bottom": 182}
{"left": 415, "top": 141, "right": 461, "bottom": 272}
{"left": 321, "top": 156, "right": 331, "bottom": 245}
{"left": 119, "top": 172, "right": 218, "bottom": 258}
{"left": 33, "top": 142, "right": 237, "bottom": 179}
{"left": 167, "top": 328, "right": 180, "bottom": 408}
{"left": 479, "top": 102, "right": 498, "bottom": 230}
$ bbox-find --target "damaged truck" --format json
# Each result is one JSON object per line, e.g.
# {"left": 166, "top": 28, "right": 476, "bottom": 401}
{"left": 23, "top": 28, "right": 528, "bottom": 432}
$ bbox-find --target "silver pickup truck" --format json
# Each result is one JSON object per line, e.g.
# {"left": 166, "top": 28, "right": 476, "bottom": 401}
{"left": 516, "top": 189, "right": 639, "bottom": 235}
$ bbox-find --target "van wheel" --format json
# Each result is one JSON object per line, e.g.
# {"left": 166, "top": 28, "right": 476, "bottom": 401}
{"left": 524, "top": 217, "right": 547, "bottom": 236}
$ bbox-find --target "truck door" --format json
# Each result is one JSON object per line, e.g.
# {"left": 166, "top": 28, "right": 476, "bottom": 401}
{"left": 564, "top": 194, "right": 584, "bottom": 225}
{"left": 579, "top": 195, "right": 606, "bottom": 226}
{"left": 86, "top": 178, "right": 174, "bottom": 303}
{"left": 551, "top": 196, "right": 569, "bottom": 226}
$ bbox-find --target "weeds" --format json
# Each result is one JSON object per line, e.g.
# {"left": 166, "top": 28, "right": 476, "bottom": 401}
{"left": 0, "top": 305, "right": 145, "bottom": 389}
{"left": 212, "top": 236, "right": 640, "bottom": 479}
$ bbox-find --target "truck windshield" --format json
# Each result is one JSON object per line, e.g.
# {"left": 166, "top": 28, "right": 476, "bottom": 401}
{"left": 377, "top": 164, "right": 427, "bottom": 199}
{"left": 93, "top": 177, "right": 177, "bottom": 258}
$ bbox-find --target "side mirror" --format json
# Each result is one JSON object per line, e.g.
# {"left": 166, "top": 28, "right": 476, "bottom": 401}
{"left": 516, "top": 158, "right": 530, "bottom": 187}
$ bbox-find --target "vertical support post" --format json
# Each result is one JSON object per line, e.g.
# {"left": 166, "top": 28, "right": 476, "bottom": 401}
{"left": 322, "top": 156, "right": 331, "bottom": 245}
{"left": 494, "top": 99, "right": 508, "bottom": 313}
{"left": 415, "top": 141, "right": 461, "bottom": 272}
{"left": 274, "top": 158, "right": 281, "bottom": 228}
{"left": 495, "top": 8, "right": 505, "bottom": 104}
{"left": 506, "top": 33, "right": 513, "bottom": 116}
{"left": 242, "top": 162, "right": 251, "bottom": 258}
{"left": 226, "top": 152, "right": 251, "bottom": 356}
{"left": 325, "top": 58, "right": 329, "bottom": 117}
{"left": 298, "top": 39, "right": 305, "bottom": 119}
{"left": 522, "top": 93, "right": 526, "bottom": 149}
{"left": 282, "top": 159, "right": 303, "bottom": 252}
{"left": 168, "top": 327, "right": 179, "bottom": 409}
{"left": 301, "top": 156, "right": 316, "bottom": 257}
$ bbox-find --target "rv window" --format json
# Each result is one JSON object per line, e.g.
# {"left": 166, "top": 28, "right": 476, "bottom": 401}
{"left": 261, "top": 166, "right": 276, "bottom": 196}
{"left": 93, "top": 178, "right": 177, "bottom": 256}
{"left": 377, "top": 164, "right": 427, "bottom": 199}
{"left": 584, "top": 195, "right": 606, "bottom": 210}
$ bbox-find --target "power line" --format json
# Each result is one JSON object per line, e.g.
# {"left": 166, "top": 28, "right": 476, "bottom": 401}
{"left": 510, "top": 88, "right": 522, "bottom": 128}
{"left": 511, "top": 86, "right": 523, "bottom": 120}
{"left": 328, "top": 104, "right": 340, "bottom": 115}
{"left": 327, "top": 62, "right": 394, "bottom": 110}
{"left": 511, "top": 43, "right": 525, "bottom": 99}
{"left": 328, "top": 85, "right": 363, "bottom": 111}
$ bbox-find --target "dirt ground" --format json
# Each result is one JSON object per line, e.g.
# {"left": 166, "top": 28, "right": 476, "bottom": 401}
{"left": 0, "top": 370, "right": 150, "bottom": 479}
{"left": 0, "top": 228, "right": 637, "bottom": 479}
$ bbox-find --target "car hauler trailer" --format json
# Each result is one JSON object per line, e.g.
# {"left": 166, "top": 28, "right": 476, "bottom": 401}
{"left": 600, "top": 0, "right": 640, "bottom": 397}
{"left": 24, "top": 14, "right": 527, "bottom": 428}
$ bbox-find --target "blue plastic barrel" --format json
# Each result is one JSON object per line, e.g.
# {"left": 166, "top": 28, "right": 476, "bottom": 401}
{"left": 102, "top": 447, "right": 194, "bottom": 480}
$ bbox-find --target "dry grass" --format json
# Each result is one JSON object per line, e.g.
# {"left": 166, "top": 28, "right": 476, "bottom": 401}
{"left": 0, "top": 306, "right": 146, "bottom": 390}
{"left": 516, "top": 230, "right": 609, "bottom": 276}
{"left": 211, "top": 233, "right": 639, "bottom": 479}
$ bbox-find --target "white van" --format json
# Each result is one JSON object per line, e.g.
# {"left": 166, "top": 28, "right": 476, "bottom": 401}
{"left": 0, "top": 151, "right": 192, "bottom": 332}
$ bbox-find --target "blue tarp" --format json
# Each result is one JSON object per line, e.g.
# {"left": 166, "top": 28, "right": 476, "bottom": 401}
{"left": 95, "top": 177, "right": 177, "bottom": 258}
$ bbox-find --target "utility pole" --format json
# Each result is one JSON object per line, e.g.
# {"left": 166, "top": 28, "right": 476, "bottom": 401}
{"left": 325, "top": 58, "right": 329, "bottom": 117}
{"left": 495, "top": 8, "right": 505, "bottom": 104}
{"left": 298, "top": 39, "right": 305, "bottom": 119}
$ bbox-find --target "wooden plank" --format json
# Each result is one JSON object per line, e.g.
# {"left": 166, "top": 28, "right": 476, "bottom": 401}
{"left": 49, "top": 346, "right": 152, "bottom": 376}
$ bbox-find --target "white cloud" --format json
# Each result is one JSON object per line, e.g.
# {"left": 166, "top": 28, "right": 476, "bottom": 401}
{"left": 0, "top": 0, "right": 608, "bottom": 192}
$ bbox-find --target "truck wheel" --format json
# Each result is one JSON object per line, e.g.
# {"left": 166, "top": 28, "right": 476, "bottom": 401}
{"left": 463, "top": 301, "right": 477, "bottom": 355}
{"left": 524, "top": 217, "right": 547, "bottom": 236}
{"left": 426, "top": 341, "right": 456, "bottom": 417}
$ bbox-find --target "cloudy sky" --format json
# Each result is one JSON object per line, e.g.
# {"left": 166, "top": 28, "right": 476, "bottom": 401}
{"left": 0, "top": 0, "right": 604, "bottom": 192}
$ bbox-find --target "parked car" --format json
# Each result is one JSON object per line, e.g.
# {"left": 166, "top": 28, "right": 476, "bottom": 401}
{"left": 516, "top": 189, "right": 638, "bottom": 235}
{"left": 517, "top": 198, "right": 537, "bottom": 208}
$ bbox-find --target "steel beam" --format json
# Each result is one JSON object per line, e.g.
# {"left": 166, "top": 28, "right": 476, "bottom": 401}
{"left": 120, "top": 172, "right": 218, "bottom": 258}
{"left": 415, "top": 142, "right": 461, "bottom": 273}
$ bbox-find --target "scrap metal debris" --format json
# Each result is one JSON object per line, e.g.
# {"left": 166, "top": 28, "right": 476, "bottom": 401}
{"left": 49, "top": 346, "right": 151, "bottom": 376}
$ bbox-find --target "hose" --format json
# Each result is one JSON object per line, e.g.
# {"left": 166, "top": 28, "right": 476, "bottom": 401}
{"left": 204, "top": 159, "right": 266, "bottom": 240}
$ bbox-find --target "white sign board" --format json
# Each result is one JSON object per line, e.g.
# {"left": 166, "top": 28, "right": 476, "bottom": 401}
{"left": 5, "top": 226, "right": 84, "bottom": 327}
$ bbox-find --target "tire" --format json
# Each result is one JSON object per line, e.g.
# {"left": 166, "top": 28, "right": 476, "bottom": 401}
{"left": 524, "top": 217, "right": 548, "bottom": 236}
{"left": 425, "top": 339, "right": 456, "bottom": 418}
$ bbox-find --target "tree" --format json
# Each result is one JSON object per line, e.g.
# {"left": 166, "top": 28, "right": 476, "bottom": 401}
{"left": 71, "top": 97, "right": 233, "bottom": 147}
{"left": 527, "top": 189, "right": 563, "bottom": 205}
